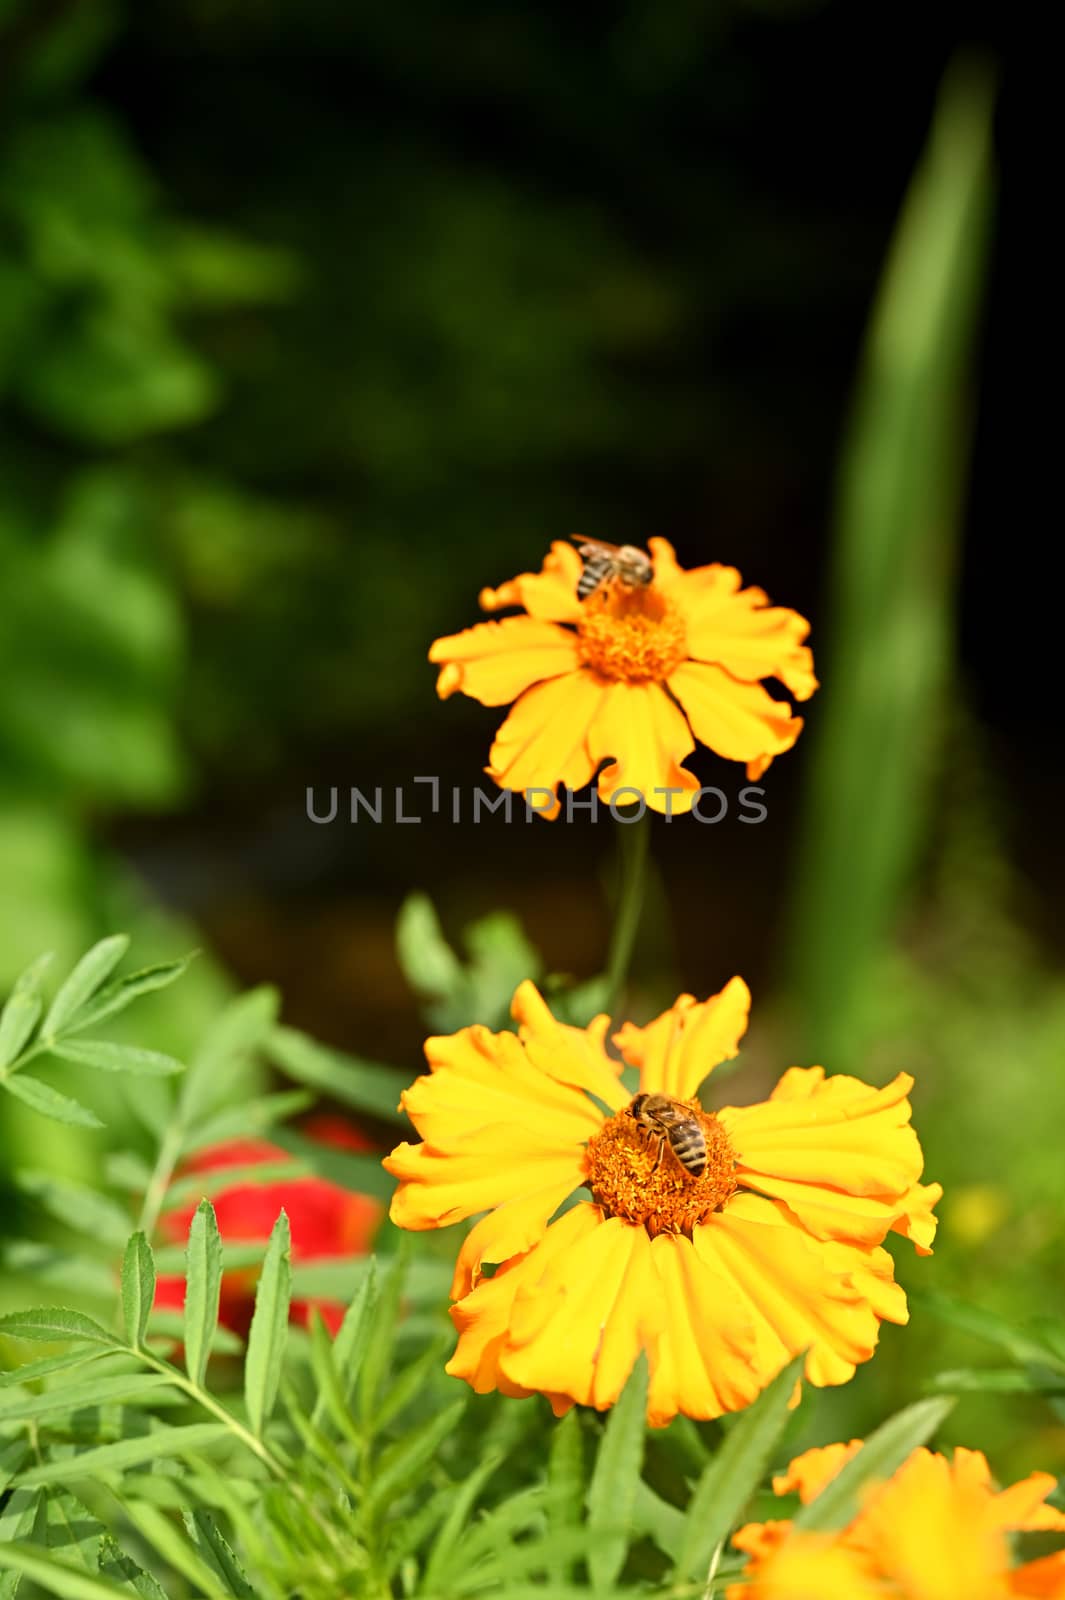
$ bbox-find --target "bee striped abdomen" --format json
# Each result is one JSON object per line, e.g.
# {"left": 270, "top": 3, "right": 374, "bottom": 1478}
{"left": 668, "top": 1122, "right": 707, "bottom": 1177}
{"left": 576, "top": 553, "right": 615, "bottom": 600}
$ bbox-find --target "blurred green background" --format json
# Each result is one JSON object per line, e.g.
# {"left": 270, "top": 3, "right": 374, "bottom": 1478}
{"left": 4, "top": 0, "right": 1058, "bottom": 1481}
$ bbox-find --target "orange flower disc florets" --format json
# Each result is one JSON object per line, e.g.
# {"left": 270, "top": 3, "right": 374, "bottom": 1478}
{"left": 576, "top": 586, "right": 687, "bottom": 683}
{"left": 585, "top": 1098, "right": 737, "bottom": 1238}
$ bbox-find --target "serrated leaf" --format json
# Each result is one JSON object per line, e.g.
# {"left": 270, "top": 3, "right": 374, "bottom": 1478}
{"left": 244, "top": 1210, "right": 291, "bottom": 1436}
{"left": 364, "top": 1399, "right": 466, "bottom": 1516}
{"left": 121, "top": 1233, "right": 156, "bottom": 1350}
{"left": 66, "top": 957, "right": 194, "bottom": 1035}
{"left": 12, "top": 1423, "right": 232, "bottom": 1489}
{"left": 181, "top": 1510, "right": 257, "bottom": 1598}
{"left": 311, "top": 1258, "right": 378, "bottom": 1430}
{"left": 794, "top": 1396, "right": 956, "bottom": 1533}
{"left": 0, "top": 1308, "right": 119, "bottom": 1347}
{"left": 41, "top": 936, "right": 130, "bottom": 1039}
{"left": 673, "top": 1351, "right": 806, "bottom": 1583}
{"left": 0, "top": 1074, "right": 104, "bottom": 1128}
{"left": 97, "top": 1537, "right": 169, "bottom": 1600}
{"left": 120, "top": 1499, "right": 231, "bottom": 1597}
{"left": 16, "top": 1172, "right": 132, "bottom": 1247}
{"left": 49, "top": 1040, "right": 184, "bottom": 1077}
{"left": 0, "top": 1373, "right": 176, "bottom": 1424}
{"left": 184, "top": 1201, "right": 223, "bottom": 1388}
{"left": 587, "top": 1353, "right": 649, "bottom": 1592}
{"left": 265, "top": 1026, "right": 407, "bottom": 1123}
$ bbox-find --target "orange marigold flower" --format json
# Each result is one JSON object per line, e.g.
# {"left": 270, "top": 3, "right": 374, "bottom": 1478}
{"left": 155, "top": 1116, "right": 382, "bottom": 1337}
{"left": 383, "top": 978, "right": 939, "bottom": 1425}
{"left": 730, "top": 1441, "right": 1065, "bottom": 1600}
{"left": 428, "top": 538, "right": 817, "bottom": 816}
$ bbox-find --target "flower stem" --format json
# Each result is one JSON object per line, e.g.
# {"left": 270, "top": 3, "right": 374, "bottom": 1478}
{"left": 604, "top": 810, "right": 652, "bottom": 1016}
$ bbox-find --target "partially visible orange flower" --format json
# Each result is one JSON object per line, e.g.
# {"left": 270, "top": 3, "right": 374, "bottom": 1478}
{"left": 730, "top": 1441, "right": 1065, "bottom": 1600}
{"left": 428, "top": 539, "right": 817, "bottom": 816}
{"left": 155, "top": 1115, "right": 382, "bottom": 1336}
{"left": 383, "top": 978, "right": 939, "bottom": 1425}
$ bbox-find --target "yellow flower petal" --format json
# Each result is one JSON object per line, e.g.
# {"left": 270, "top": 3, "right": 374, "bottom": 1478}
{"left": 694, "top": 1192, "right": 881, "bottom": 1388}
{"left": 502, "top": 1208, "right": 658, "bottom": 1412}
{"left": 614, "top": 978, "right": 751, "bottom": 1100}
{"left": 722, "top": 1068, "right": 936, "bottom": 1248}
{"left": 855, "top": 1449, "right": 1010, "bottom": 1600}
{"left": 727, "top": 1536, "right": 881, "bottom": 1600}
{"left": 478, "top": 539, "right": 584, "bottom": 622}
{"left": 671, "top": 565, "right": 818, "bottom": 701}
{"left": 429, "top": 616, "right": 580, "bottom": 705}
{"left": 511, "top": 980, "right": 629, "bottom": 1111}
{"left": 386, "top": 1136, "right": 586, "bottom": 1232}
{"left": 450, "top": 1176, "right": 582, "bottom": 1298}
{"left": 645, "top": 1232, "right": 760, "bottom": 1424}
{"left": 1011, "top": 1553, "right": 1065, "bottom": 1598}
{"left": 668, "top": 660, "right": 804, "bottom": 775}
{"left": 486, "top": 670, "right": 606, "bottom": 818}
{"left": 586, "top": 680, "right": 701, "bottom": 814}
{"left": 821, "top": 1240, "right": 908, "bottom": 1326}
{"left": 771, "top": 1441, "right": 864, "bottom": 1504}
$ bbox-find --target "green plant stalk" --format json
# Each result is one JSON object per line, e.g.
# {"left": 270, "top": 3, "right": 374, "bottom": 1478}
{"left": 604, "top": 811, "right": 652, "bottom": 1015}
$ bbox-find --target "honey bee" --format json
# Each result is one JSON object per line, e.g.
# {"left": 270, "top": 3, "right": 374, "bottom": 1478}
{"left": 628, "top": 1092, "right": 707, "bottom": 1179}
{"left": 571, "top": 538, "right": 653, "bottom": 602}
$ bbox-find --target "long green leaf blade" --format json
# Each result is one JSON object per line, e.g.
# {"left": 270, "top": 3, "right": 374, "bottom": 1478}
{"left": 586, "top": 1353, "right": 649, "bottom": 1592}
{"left": 244, "top": 1210, "right": 291, "bottom": 1436}
{"left": 49, "top": 1041, "right": 184, "bottom": 1077}
{"left": 0, "top": 954, "right": 54, "bottom": 1069}
{"left": 0, "top": 1075, "right": 103, "bottom": 1128}
{"left": 794, "top": 1395, "right": 956, "bottom": 1532}
{"left": 265, "top": 1025, "right": 407, "bottom": 1123}
{"left": 0, "top": 1308, "right": 119, "bottom": 1347}
{"left": 673, "top": 1352, "right": 807, "bottom": 1583}
{"left": 0, "top": 1374, "right": 177, "bottom": 1424}
{"left": 12, "top": 1424, "right": 230, "bottom": 1488}
{"left": 66, "top": 957, "right": 194, "bottom": 1035}
{"left": 121, "top": 1233, "right": 156, "bottom": 1350}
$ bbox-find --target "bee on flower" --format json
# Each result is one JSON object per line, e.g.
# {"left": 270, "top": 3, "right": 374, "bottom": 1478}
{"left": 428, "top": 537, "right": 817, "bottom": 817}
{"left": 728, "top": 1438, "right": 1065, "bottom": 1599}
{"left": 383, "top": 977, "right": 940, "bottom": 1426}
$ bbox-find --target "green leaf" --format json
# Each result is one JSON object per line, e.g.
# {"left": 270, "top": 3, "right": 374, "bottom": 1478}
{"left": 0, "top": 1074, "right": 103, "bottom": 1129}
{"left": 180, "top": 988, "right": 279, "bottom": 1126}
{"left": 267, "top": 1127, "right": 394, "bottom": 1202}
{"left": 1, "top": 1440, "right": 28, "bottom": 1494}
{"left": 795, "top": 1396, "right": 956, "bottom": 1532}
{"left": 375, "top": 1337, "right": 451, "bottom": 1431}
{"left": 0, "top": 954, "right": 54, "bottom": 1068}
{"left": 265, "top": 1024, "right": 407, "bottom": 1123}
{"left": 928, "top": 1368, "right": 1065, "bottom": 1395}
{"left": 396, "top": 893, "right": 465, "bottom": 1000}
{"left": 0, "top": 1544, "right": 137, "bottom": 1600}
{"left": 41, "top": 936, "right": 130, "bottom": 1039}
{"left": 0, "top": 1373, "right": 177, "bottom": 1424}
{"left": 306, "top": 1310, "right": 361, "bottom": 1446}
{"left": 586, "top": 1353, "right": 649, "bottom": 1592}
{"left": 546, "top": 1409, "right": 585, "bottom": 1587}
{"left": 181, "top": 1510, "right": 257, "bottom": 1598}
{"left": 915, "top": 1291, "right": 1065, "bottom": 1373}
{"left": 16, "top": 1172, "right": 133, "bottom": 1247}
{"left": 364, "top": 1399, "right": 466, "bottom": 1516}
{"left": 48, "top": 1041, "right": 184, "bottom": 1077}
{"left": 66, "top": 957, "right": 194, "bottom": 1035}
{"left": 788, "top": 61, "right": 996, "bottom": 1060}
{"left": 0, "top": 1308, "right": 119, "bottom": 1347}
{"left": 421, "top": 1450, "right": 505, "bottom": 1593}
{"left": 121, "top": 1233, "right": 156, "bottom": 1350}
{"left": 12, "top": 1423, "right": 232, "bottom": 1489}
{"left": 183, "top": 1090, "right": 312, "bottom": 1155}
{"left": 673, "top": 1351, "right": 807, "bottom": 1583}
{"left": 0, "top": 1350, "right": 117, "bottom": 1390}
{"left": 244, "top": 1210, "right": 291, "bottom": 1436}
{"left": 311, "top": 1258, "right": 378, "bottom": 1429}
{"left": 358, "top": 1253, "right": 406, "bottom": 1424}
{"left": 184, "top": 1200, "right": 224, "bottom": 1388}
{"left": 120, "top": 1501, "right": 231, "bottom": 1597}
{"left": 97, "top": 1538, "right": 169, "bottom": 1600}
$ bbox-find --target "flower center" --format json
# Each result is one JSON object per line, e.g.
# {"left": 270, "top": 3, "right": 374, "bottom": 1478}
{"left": 576, "top": 587, "right": 688, "bottom": 683}
{"left": 585, "top": 1098, "right": 738, "bottom": 1237}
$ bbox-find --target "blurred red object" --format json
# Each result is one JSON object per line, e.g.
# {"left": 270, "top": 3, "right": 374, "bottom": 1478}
{"left": 154, "top": 1114, "right": 382, "bottom": 1337}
